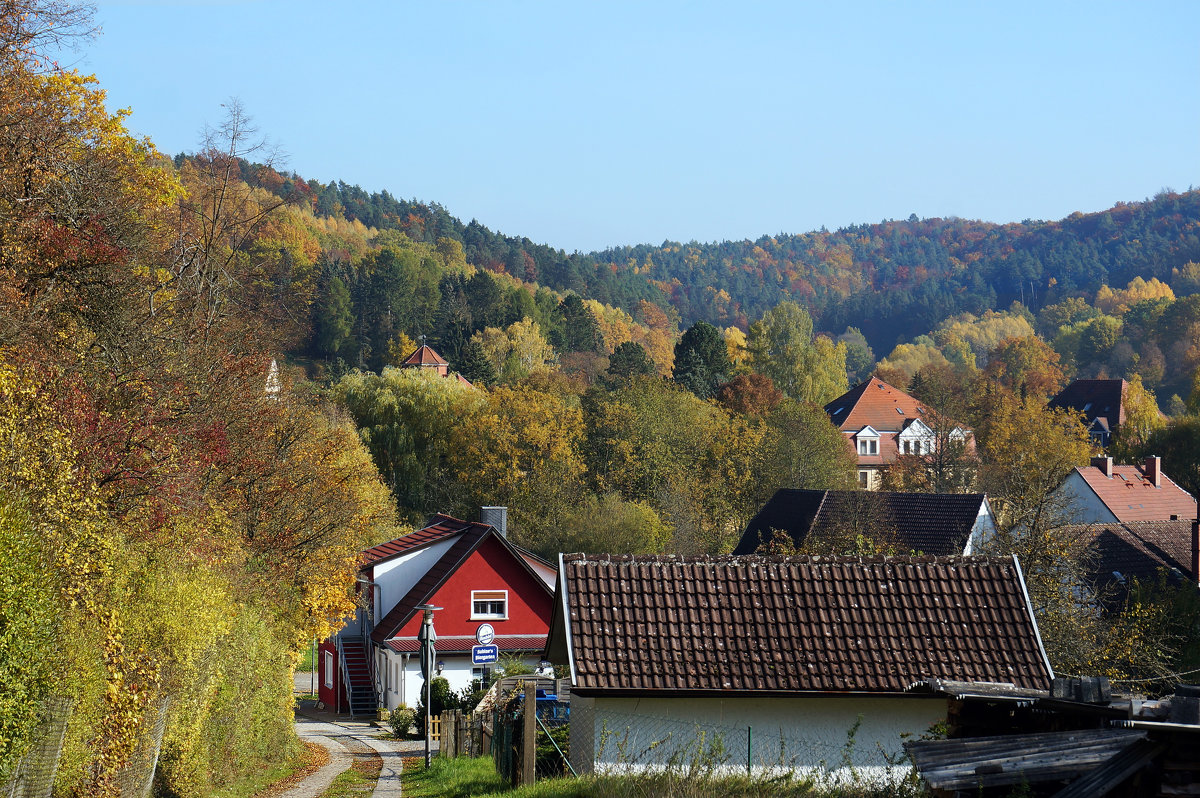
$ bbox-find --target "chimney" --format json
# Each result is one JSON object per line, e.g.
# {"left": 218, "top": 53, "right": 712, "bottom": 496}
{"left": 481, "top": 506, "right": 507, "bottom": 538}
{"left": 1091, "top": 455, "right": 1113, "bottom": 478}
{"left": 1145, "top": 455, "right": 1162, "bottom": 488}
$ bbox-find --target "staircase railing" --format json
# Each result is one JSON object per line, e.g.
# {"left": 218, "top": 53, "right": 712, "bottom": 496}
{"left": 337, "top": 636, "right": 354, "bottom": 717}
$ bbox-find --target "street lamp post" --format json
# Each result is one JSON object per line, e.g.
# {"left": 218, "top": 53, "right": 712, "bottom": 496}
{"left": 416, "top": 604, "right": 442, "bottom": 768}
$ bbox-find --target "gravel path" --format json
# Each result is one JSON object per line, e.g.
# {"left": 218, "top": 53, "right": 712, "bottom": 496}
{"left": 278, "top": 719, "right": 353, "bottom": 798}
{"left": 282, "top": 704, "right": 435, "bottom": 797}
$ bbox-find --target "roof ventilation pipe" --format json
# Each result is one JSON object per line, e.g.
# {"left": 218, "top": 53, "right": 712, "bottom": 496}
{"left": 481, "top": 506, "right": 508, "bottom": 538}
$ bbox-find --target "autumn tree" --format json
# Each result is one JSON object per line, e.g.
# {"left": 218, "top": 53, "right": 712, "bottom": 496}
{"left": 450, "top": 385, "right": 586, "bottom": 551}
{"left": 984, "top": 336, "right": 1066, "bottom": 399}
{"left": 746, "top": 301, "right": 848, "bottom": 404}
{"left": 715, "top": 373, "right": 783, "bottom": 416}
{"left": 335, "top": 367, "right": 482, "bottom": 517}
{"left": 975, "top": 393, "right": 1100, "bottom": 673}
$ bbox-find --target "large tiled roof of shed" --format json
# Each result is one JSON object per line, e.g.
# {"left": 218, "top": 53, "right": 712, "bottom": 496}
{"left": 1075, "top": 465, "right": 1196, "bottom": 523}
{"left": 824, "top": 376, "right": 931, "bottom": 432}
{"left": 1062, "top": 519, "right": 1195, "bottom": 587}
{"left": 401, "top": 344, "right": 449, "bottom": 366}
{"left": 734, "top": 489, "right": 987, "bottom": 556}
{"left": 359, "top": 514, "right": 488, "bottom": 567}
{"left": 561, "top": 554, "right": 1052, "bottom": 695}
{"left": 1048, "top": 379, "right": 1127, "bottom": 428}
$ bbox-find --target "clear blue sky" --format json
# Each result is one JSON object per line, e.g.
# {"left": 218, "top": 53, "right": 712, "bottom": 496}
{"left": 78, "top": 1, "right": 1198, "bottom": 253}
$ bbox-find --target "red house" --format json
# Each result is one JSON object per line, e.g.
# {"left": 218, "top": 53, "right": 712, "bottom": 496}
{"left": 318, "top": 508, "right": 555, "bottom": 716}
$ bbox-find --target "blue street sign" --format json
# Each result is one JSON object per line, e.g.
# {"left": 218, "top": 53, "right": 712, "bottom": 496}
{"left": 471, "top": 644, "right": 498, "bottom": 665}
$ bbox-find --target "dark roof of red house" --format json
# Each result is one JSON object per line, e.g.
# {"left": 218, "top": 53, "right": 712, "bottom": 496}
{"left": 550, "top": 554, "right": 1053, "bottom": 696}
{"left": 1048, "top": 379, "right": 1127, "bottom": 430}
{"left": 1072, "top": 464, "right": 1196, "bottom": 523}
{"left": 359, "top": 514, "right": 488, "bottom": 567}
{"left": 1064, "top": 520, "right": 1195, "bottom": 588}
{"left": 401, "top": 344, "right": 449, "bottom": 367}
{"left": 824, "top": 376, "right": 932, "bottom": 432}
{"left": 733, "top": 489, "right": 990, "bottom": 556}
{"left": 369, "top": 516, "right": 553, "bottom": 644}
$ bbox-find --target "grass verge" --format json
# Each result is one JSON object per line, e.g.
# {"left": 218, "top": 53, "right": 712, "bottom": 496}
{"left": 211, "top": 740, "right": 328, "bottom": 798}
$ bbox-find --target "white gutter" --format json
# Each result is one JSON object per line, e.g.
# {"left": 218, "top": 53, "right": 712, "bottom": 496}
{"left": 559, "top": 552, "right": 577, "bottom": 687}
{"left": 1011, "top": 553, "right": 1055, "bottom": 681}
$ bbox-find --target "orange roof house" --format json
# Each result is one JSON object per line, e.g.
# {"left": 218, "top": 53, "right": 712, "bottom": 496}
{"left": 1055, "top": 456, "right": 1196, "bottom": 524}
{"left": 401, "top": 344, "right": 450, "bottom": 376}
{"left": 824, "top": 376, "right": 971, "bottom": 490}
{"left": 399, "top": 343, "right": 473, "bottom": 387}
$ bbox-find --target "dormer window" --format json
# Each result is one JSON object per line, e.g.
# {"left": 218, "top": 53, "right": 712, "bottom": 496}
{"left": 856, "top": 426, "right": 880, "bottom": 456}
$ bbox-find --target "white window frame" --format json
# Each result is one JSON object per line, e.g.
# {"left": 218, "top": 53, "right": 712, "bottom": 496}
{"left": 471, "top": 589, "right": 509, "bottom": 620}
{"left": 324, "top": 650, "right": 334, "bottom": 689}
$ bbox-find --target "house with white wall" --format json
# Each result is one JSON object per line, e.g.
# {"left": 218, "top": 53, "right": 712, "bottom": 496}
{"left": 545, "top": 553, "right": 1053, "bottom": 783}
{"left": 1055, "top": 456, "right": 1196, "bottom": 525}
{"left": 824, "top": 377, "right": 971, "bottom": 490}
{"left": 318, "top": 509, "right": 555, "bottom": 716}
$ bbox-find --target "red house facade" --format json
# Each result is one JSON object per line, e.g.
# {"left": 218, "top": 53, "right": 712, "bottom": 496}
{"left": 318, "top": 509, "right": 555, "bottom": 716}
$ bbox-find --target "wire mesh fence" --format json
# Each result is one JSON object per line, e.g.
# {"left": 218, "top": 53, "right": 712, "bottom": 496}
{"left": 1, "top": 695, "right": 73, "bottom": 798}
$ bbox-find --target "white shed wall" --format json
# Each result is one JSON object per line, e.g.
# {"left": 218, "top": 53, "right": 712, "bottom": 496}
{"left": 571, "top": 694, "right": 945, "bottom": 785}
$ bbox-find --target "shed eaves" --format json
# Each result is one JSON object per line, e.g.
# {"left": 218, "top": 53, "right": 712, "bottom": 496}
{"left": 559, "top": 554, "right": 1052, "bottom": 696}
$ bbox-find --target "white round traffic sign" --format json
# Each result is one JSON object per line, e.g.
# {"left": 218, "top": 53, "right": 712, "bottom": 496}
{"left": 476, "top": 623, "right": 495, "bottom": 646}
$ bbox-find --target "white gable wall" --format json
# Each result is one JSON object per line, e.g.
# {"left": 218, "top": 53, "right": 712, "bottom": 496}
{"left": 1054, "top": 472, "right": 1118, "bottom": 525}
{"left": 370, "top": 537, "right": 460, "bottom": 621}
{"left": 571, "top": 694, "right": 945, "bottom": 785}
{"left": 964, "top": 498, "right": 998, "bottom": 555}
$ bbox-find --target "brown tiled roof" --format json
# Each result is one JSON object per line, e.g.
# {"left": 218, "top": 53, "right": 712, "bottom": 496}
{"left": 359, "top": 514, "right": 488, "bottom": 567}
{"left": 1074, "top": 465, "right": 1196, "bottom": 523}
{"left": 1064, "top": 520, "right": 1195, "bottom": 588}
{"left": 555, "top": 554, "right": 1052, "bottom": 696}
{"left": 401, "top": 344, "right": 449, "bottom": 367}
{"left": 734, "top": 489, "right": 989, "bottom": 556}
{"left": 824, "top": 376, "right": 931, "bottom": 432}
{"left": 1049, "top": 379, "right": 1127, "bottom": 429}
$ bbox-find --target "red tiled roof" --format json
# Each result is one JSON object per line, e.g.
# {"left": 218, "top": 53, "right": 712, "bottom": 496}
{"left": 359, "top": 514, "right": 490, "bottom": 567}
{"left": 734, "top": 489, "right": 990, "bottom": 556}
{"left": 1049, "top": 379, "right": 1127, "bottom": 430}
{"left": 824, "top": 377, "right": 932, "bottom": 433}
{"left": 384, "top": 634, "right": 547, "bottom": 654}
{"left": 1074, "top": 465, "right": 1196, "bottom": 523}
{"left": 556, "top": 554, "right": 1052, "bottom": 696}
{"left": 401, "top": 344, "right": 449, "bottom": 367}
